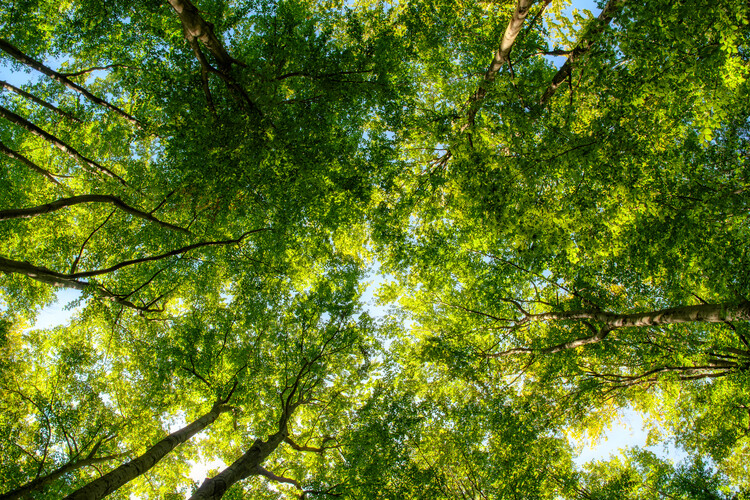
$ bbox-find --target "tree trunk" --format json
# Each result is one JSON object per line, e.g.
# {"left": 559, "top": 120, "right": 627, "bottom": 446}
{"left": 463, "top": 0, "right": 533, "bottom": 129}
{"left": 535, "top": 301, "right": 750, "bottom": 328}
{"left": 0, "top": 455, "right": 118, "bottom": 500}
{"left": 167, "top": 0, "right": 236, "bottom": 72}
{"left": 188, "top": 431, "right": 287, "bottom": 500}
{"left": 64, "top": 403, "right": 231, "bottom": 500}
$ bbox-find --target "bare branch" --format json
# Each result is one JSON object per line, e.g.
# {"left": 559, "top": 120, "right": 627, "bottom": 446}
{"left": 60, "top": 64, "right": 129, "bottom": 78}
{"left": 254, "top": 466, "right": 302, "bottom": 490}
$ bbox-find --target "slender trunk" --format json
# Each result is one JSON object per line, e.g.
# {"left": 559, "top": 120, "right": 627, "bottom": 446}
{"left": 0, "top": 194, "right": 189, "bottom": 233}
{"left": 65, "top": 403, "right": 231, "bottom": 500}
{"left": 535, "top": 301, "right": 750, "bottom": 328}
{"left": 189, "top": 432, "right": 287, "bottom": 500}
{"left": 0, "top": 104, "right": 126, "bottom": 185}
{"left": 1, "top": 80, "right": 82, "bottom": 123}
{"left": 463, "top": 0, "right": 533, "bottom": 129}
{"left": 538, "top": 0, "right": 626, "bottom": 105}
{"left": 0, "top": 140, "right": 64, "bottom": 186}
{"left": 0, "top": 38, "right": 142, "bottom": 128}
{"left": 0, "top": 455, "right": 118, "bottom": 500}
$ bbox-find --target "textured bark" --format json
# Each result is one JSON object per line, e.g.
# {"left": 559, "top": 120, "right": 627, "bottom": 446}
{"left": 0, "top": 455, "right": 119, "bottom": 500}
{"left": 65, "top": 403, "right": 231, "bottom": 500}
{"left": 494, "top": 301, "right": 750, "bottom": 357}
{"left": 0, "top": 104, "right": 126, "bottom": 185}
{"left": 189, "top": 432, "right": 287, "bottom": 500}
{"left": 167, "top": 0, "right": 236, "bottom": 72}
{"left": 0, "top": 194, "right": 189, "bottom": 233}
{"left": 534, "top": 301, "right": 750, "bottom": 328}
{"left": 1, "top": 80, "right": 82, "bottom": 123}
{"left": 0, "top": 39, "right": 142, "bottom": 128}
{"left": 0, "top": 140, "right": 63, "bottom": 186}
{"left": 538, "top": 0, "right": 626, "bottom": 105}
{"left": 463, "top": 0, "right": 534, "bottom": 129}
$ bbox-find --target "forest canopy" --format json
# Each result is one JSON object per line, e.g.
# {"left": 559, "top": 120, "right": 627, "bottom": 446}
{"left": 1, "top": 0, "right": 749, "bottom": 498}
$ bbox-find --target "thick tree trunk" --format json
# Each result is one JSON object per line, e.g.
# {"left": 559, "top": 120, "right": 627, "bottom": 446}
{"left": 463, "top": 0, "right": 533, "bottom": 129}
{"left": 64, "top": 403, "right": 231, "bottom": 500}
{"left": 0, "top": 455, "right": 118, "bottom": 500}
{"left": 0, "top": 38, "right": 142, "bottom": 127}
{"left": 0, "top": 194, "right": 189, "bottom": 233}
{"left": 0, "top": 104, "right": 126, "bottom": 185}
{"left": 538, "top": 0, "right": 626, "bottom": 105}
{"left": 167, "top": 0, "right": 236, "bottom": 72}
{"left": 188, "top": 432, "right": 287, "bottom": 500}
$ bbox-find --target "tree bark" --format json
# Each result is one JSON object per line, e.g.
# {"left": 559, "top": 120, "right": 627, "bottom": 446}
{"left": 493, "top": 301, "right": 750, "bottom": 357}
{"left": 534, "top": 301, "right": 750, "bottom": 328}
{"left": 0, "top": 104, "right": 126, "bottom": 185}
{"left": 1, "top": 80, "right": 82, "bottom": 123}
{"left": 538, "top": 0, "right": 626, "bottom": 105}
{"left": 0, "top": 39, "right": 143, "bottom": 128}
{"left": 0, "top": 194, "right": 189, "bottom": 233}
{"left": 463, "top": 0, "right": 534, "bottom": 129}
{"left": 166, "top": 0, "right": 236, "bottom": 72}
{"left": 64, "top": 403, "right": 231, "bottom": 500}
{"left": 0, "top": 455, "right": 119, "bottom": 500}
{"left": 188, "top": 432, "right": 287, "bottom": 500}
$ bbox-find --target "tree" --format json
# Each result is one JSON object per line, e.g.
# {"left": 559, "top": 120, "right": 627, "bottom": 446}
{"left": 2, "top": 0, "right": 750, "bottom": 497}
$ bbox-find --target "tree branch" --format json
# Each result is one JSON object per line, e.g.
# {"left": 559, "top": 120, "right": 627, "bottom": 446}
{"left": 0, "top": 39, "right": 143, "bottom": 128}
{"left": 1, "top": 79, "right": 82, "bottom": 122}
{"left": 462, "top": 0, "right": 534, "bottom": 129}
{"left": 539, "top": 0, "right": 626, "bottom": 106}
{"left": 0, "top": 140, "right": 65, "bottom": 187}
{"left": 0, "top": 104, "right": 127, "bottom": 185}
{"left": 254, "top": 466, "right": 301, "bottom": 490}
{"left": 0, "top": 194, "right": 190, "bottom": 233}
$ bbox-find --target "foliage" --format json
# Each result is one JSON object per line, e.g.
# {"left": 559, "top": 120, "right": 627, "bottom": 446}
{"left": 1, "top": 0, "right": 749, "bottom": 497}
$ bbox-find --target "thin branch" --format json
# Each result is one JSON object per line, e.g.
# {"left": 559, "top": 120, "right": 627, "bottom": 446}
{"left": 0, "top": 38, "right": 143, "bottom": 128}
{"left": 1, "top": 80, "right": 82, "bottom": 122}
{"left": 0, "top": 194, "right": 190, "bottom": 233}
{"left": 69, "top": 230, "right": 265, "bottom": 279}
{"left": 0, "top": 104, "right": 127, "bottom": 185}
{"left": 539, "top": 0, "right": 627, "bottom": 105}
{"left": 254, "top": 466, "right": 302, "bottom": 490}
{"left": 60, "top": 64, "right": 129, "bottom": 78}
{"left": 0, "top": 140, "right": 65, "bottom": 187}
{"left": 70, "top": 211, "right": 115, "bottom": 274}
